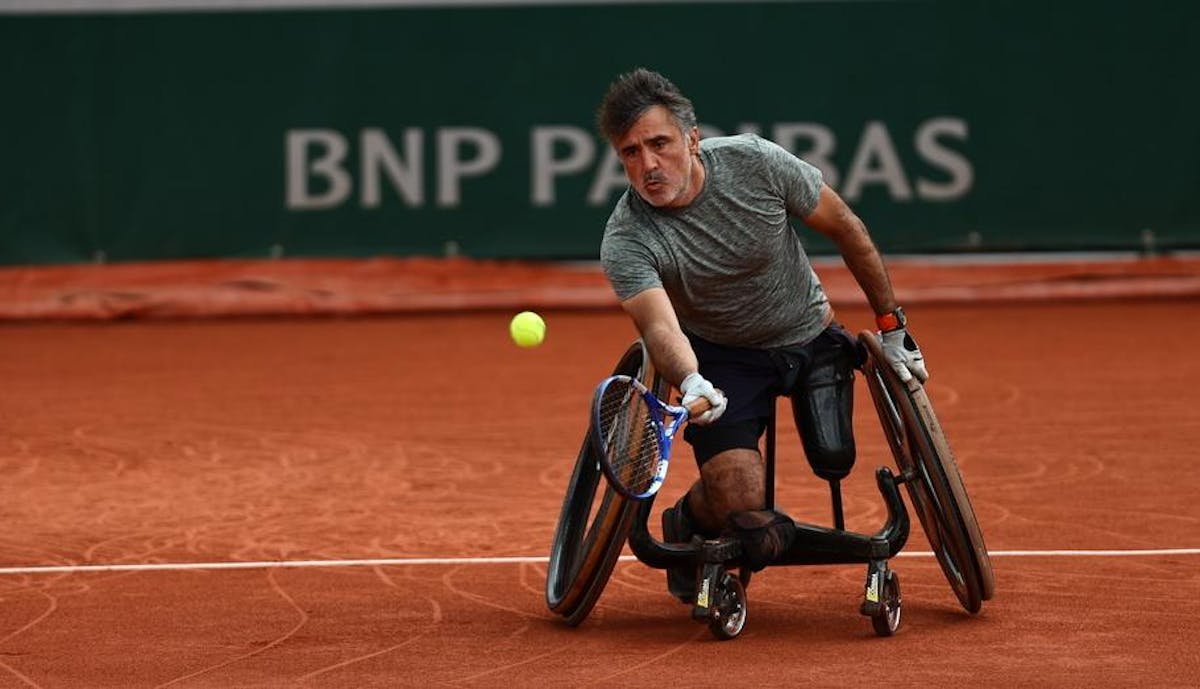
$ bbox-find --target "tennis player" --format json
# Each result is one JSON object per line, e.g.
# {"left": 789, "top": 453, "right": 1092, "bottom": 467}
{"left": 596, "top": 68, "right": 928, "bottom": 602}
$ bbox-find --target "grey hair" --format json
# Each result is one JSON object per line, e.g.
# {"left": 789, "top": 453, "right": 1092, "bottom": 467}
{"left": 596, "top": 68, "right": 698, "bottom": 142}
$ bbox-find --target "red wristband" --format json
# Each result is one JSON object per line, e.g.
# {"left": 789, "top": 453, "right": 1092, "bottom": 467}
{"left": 875, "top": 307, "right": 906, "bottom": 332}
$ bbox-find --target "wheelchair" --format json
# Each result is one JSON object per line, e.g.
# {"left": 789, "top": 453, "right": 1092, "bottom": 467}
{"left": 546, "top": 331, "right": 994, "bottom": 640}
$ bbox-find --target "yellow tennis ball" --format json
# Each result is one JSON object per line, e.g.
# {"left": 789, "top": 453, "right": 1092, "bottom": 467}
{"left": 509, "top": 311, "right": 546, "bottom": 348}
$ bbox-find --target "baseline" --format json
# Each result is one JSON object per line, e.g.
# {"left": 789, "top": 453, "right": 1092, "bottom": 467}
{"left": 1, "top": 547, "right": 1198, "bottom": 576}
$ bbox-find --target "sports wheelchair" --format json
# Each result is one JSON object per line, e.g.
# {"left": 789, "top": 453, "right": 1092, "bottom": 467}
{"left": 546, "top": 331, "right": 994, "bottom": 640}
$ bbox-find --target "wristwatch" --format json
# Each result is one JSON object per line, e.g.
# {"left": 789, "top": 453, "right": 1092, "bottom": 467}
{"left": 875, "top": 307, "right": 907, "bottom": 332}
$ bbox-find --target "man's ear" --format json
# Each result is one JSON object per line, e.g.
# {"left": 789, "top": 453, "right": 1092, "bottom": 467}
{"left": 689, "top": 127, "right": 700, "bottom": 154}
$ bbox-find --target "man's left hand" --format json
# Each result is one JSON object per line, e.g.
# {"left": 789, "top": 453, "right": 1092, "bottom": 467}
{"left": 880, "top": 328, "right": 929, "bottom": 384}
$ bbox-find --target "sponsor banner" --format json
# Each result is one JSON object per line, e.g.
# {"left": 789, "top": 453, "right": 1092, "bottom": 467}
{"left": 1, "top": 1, "right": 1196, "bottom": 264}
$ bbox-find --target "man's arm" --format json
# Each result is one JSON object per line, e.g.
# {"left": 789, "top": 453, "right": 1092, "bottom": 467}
{"left": 803, "top": 183, "right": 929, "bottom": 383}
{"left": 619, "top": 287, "right": 728, "bottom": 422}
{"left": 802, "top": 183, "right": 898, "bottom": 317}
{"left": 619, "top": 287, "right": 698, "bottom": 388}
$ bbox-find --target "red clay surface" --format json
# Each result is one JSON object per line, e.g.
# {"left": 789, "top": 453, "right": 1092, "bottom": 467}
{"left": 1, "top": 301, "right": 1199, "bottom": 687}
{"left": 2, "top": 254, "right": 1199, "bottom": 319}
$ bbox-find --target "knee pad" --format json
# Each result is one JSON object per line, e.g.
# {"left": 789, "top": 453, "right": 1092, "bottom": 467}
{"left": 725, "top": 509, "right": 797, "bottom": 571}
{"left": 790, "top": 334, "right": 858, "bottom": 481}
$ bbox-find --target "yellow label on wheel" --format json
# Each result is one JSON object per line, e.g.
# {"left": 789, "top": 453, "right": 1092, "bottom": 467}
{"left": 866, "top": 572, "right": 880, "bottom": 603}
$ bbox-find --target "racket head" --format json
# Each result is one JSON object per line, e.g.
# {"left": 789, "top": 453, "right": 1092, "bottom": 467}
{"left": 591, "top": 375, "right": 670, "bottom": 500}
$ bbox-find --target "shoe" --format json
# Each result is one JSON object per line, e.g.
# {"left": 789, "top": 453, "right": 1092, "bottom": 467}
{"left": 662, "top": 496, "right": 698, "bottom": 604}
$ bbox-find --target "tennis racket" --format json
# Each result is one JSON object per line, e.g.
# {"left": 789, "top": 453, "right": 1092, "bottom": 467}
{"left": 590, "top": 375, "right": 711, "bottom": 500}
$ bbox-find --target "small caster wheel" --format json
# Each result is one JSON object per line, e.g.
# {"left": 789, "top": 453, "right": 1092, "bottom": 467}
{"left": 870, "top": 570, "right": 902, "bottom": 637}
{"left": 708, "top": 571, "right": 748, "bottom": 640}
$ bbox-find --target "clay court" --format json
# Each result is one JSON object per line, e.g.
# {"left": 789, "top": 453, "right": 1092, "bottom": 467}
{"left": 3, "top": 0, "right": 1197, "bottom": 685}
{"left": 1, "top": 258, "right": 1199, "bottom": 687}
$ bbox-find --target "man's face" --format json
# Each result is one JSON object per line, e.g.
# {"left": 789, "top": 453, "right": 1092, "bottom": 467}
{"left": 614, "top": 105, "right": 701, "bottom": 208}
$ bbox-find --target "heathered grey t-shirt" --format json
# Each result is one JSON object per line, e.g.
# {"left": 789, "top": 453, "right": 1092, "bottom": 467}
{"left": 600, "top": 133, "right": 831, "bottom": 349}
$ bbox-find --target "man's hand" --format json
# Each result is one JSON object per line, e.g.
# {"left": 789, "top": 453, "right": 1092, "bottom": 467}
{"left": 880, "top": 328, "right": 929, "bottom": 384}
{"left": 679, "top": 372, "right": 727, "bottom": 425}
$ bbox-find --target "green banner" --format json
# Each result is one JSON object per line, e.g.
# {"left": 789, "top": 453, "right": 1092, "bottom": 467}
{"left": 1, "top": 1, "right": 1197, "bottom": 265}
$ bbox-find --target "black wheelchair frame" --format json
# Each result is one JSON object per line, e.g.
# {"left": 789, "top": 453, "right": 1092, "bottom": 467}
{"left": 546, "top": 331, "right": 994, "bottom": 640}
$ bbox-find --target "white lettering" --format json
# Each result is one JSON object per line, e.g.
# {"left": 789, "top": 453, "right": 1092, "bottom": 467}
{"left": 283, "top": 118, "right": 973, "bottom": 212}
{"left": 842, "top": 121, "right": 912, "bottom": 201}
{"left": 531, "top": 126, "right": 595, "bottom": 206}
{"left": 436, "top": 128, "right": 501, "bottom": 207}
{"left": 285, "top": 129, "right": 351, "bottom": 210}
{"left": 915, "top": 117, "right": 973, "bottom": 201}
{"left": 360, "top": 128, "right": 423, "bottom": 207}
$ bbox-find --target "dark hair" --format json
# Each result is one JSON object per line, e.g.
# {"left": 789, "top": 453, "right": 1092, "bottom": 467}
{"left": 596, "top": 68, "right": 698, "bottom": 143}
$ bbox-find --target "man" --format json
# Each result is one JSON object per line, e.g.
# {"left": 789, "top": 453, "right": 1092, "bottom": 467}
{"left": 596, "top": 68, "right": 928, "bottom": 602}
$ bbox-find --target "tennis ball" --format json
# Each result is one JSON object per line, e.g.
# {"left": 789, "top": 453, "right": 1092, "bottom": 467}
{"left": 509, "top": 311, "right": 546, "bottom": 348}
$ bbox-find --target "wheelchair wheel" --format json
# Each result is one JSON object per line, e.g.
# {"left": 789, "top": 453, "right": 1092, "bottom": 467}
{"left": 859, "top": 331, "right": 995, "bottom": 613}
{"left": 870, "top": 570, "right": 902, "bottom": 637}
{"left": 708, "top": 570, "right": 748, "bottom": 641}
{"left": 546, "top": 341, "right": 666, "bottom": 625}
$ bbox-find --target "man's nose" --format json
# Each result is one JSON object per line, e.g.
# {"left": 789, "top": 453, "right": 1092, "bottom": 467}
{"left": 639, "top": 148, "right": 659, "bottom": 171}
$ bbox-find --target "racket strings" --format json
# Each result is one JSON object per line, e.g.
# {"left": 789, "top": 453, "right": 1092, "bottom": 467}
{"left": 597, "top": 381, "right": 663, "bottom": 494}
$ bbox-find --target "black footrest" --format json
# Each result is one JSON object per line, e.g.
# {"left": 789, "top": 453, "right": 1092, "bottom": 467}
{"left": 700, "top": 537, "right": 742, "bottom": 563}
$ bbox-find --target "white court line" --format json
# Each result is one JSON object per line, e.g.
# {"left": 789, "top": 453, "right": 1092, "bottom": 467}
{"left": 1, "top": 548, "right": 1198, "bottom": 576}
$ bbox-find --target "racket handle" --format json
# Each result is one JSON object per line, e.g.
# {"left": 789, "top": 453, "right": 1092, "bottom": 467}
{"left": 682, "top": 388, "right": 721, "bottom": 419}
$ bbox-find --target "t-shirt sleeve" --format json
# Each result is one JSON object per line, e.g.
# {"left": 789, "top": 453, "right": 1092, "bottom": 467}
{"left": 600, "top": 224, "right": 662, "bottom": 302}
{"left": 758, "top": 136, "right": 824, "bottom": 217}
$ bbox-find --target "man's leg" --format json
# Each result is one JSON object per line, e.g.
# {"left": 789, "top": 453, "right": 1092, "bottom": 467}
{"left": 686, "top": 448, "right": 765, "bottom": 534}
{"left": 662, "top": 448, "right": 764, "bottom": 603}
{"left": 664, "top": 334, "right": 776, "bottom": 602}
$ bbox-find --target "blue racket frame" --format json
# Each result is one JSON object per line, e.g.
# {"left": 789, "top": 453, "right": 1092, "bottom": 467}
{"left": 592, "top": 374, "right": 691, "bottom": 500}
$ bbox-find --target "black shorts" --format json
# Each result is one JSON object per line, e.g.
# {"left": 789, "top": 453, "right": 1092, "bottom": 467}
{"left": 682, "top": 322, "right": 859, "bottom": 466}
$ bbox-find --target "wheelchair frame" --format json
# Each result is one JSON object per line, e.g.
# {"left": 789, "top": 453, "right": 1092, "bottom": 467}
{"left": 546, "top": 331, "right": 993, "bottom": 640}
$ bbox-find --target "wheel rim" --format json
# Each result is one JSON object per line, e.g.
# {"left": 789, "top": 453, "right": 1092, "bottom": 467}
{"left": 885, "top": 576, "right": 901, "bottom": 630}
{"left": 711, "top": 574, "right": 747, "bottom": 638}
{"left": 859, "top": 334, "right": 987, "bottom": 614}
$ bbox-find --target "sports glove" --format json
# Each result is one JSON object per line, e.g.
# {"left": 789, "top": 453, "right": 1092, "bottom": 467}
{"left": 679, "top": 372, "right": 727, "bottom": 425}
{"left": 880, "top": 327, "right": 929, "bottom": 384}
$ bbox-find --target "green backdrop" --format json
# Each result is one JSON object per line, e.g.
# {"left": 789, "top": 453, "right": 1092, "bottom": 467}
{"left": 1, "top": 0, "right": 1197, "bottom": 265}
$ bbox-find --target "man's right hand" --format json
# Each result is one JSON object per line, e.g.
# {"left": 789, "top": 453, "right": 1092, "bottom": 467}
{"left": 679, "top": 372, "right": 727, "bottom": 425}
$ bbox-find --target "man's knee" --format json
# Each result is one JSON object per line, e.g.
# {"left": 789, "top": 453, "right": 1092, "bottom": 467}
{"left": 698, "top": 449, "right": 765, "bottom": 517}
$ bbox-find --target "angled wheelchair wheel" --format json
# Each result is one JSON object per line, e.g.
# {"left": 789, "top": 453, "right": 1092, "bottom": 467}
{"left": 860, "top": 331, "right": 995, "bottom": 613}
{"left": 546, "top": 341, "right": 667, "bottom": 625}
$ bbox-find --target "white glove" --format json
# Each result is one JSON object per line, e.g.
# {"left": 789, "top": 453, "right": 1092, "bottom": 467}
{"left": 880, "top": 328, "right": 929, "bottom": 384}
{"left": 679, "top": 372, "right": 727, "bottom": 425}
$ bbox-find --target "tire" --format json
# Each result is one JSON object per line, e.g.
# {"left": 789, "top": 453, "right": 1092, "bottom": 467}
{"left": 871, "top": 570, "right": 902, "bottom": 637}
{"left": 708, "top": 571, "right": 748, "bottom": 641}
{"left": 860, "top": 331, "right": 995, "bottom": 613}
{"left": 546, "top": 341, "right": 663, "bottom": 624}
